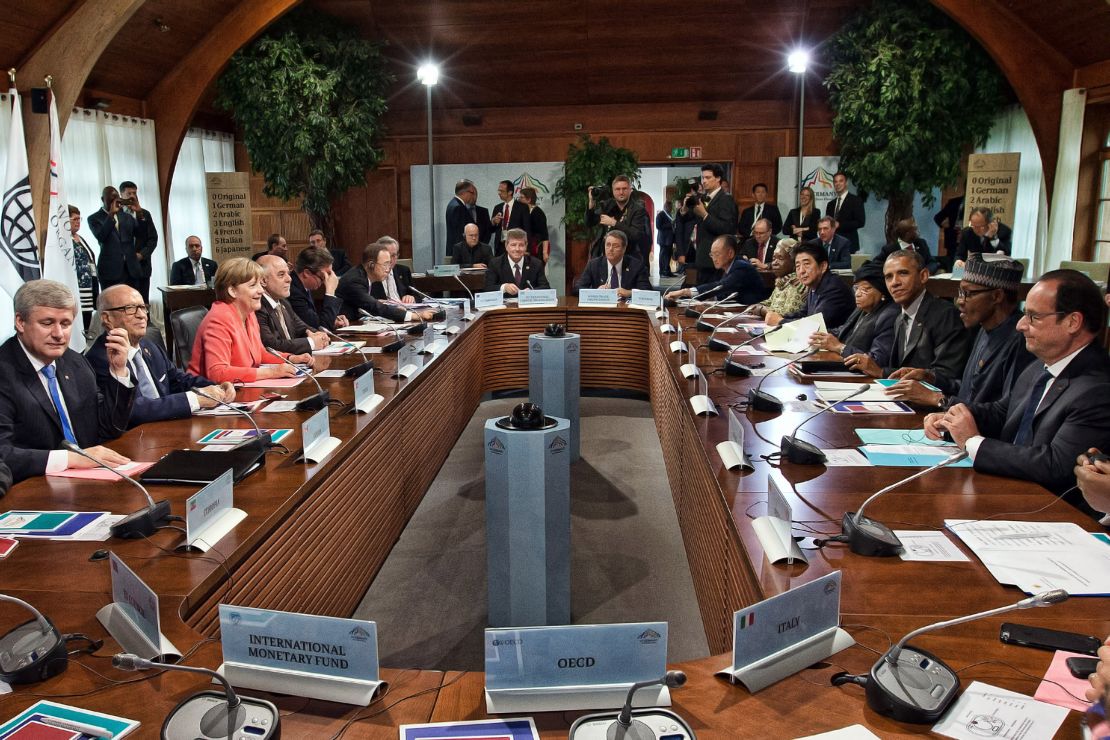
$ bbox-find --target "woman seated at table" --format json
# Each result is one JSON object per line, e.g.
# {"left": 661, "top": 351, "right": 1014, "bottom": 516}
{"left": 808, "top": 261, "right": 898, "bottom": 367}
{"left": 188, "top": 257, "right": 313, "bottom": 383}
{"left": 745, "top": 239, "right": 805, "bottom": 320}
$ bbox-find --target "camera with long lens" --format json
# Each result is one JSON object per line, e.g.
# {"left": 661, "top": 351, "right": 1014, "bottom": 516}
{"left": 592, "top": 184, "right": 612, "bottom": 202}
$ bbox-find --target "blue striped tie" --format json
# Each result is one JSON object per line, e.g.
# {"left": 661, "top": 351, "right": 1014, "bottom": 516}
{"left": 1013, "top": 366, "right": 1053, "bottom": 446}
{"left": 41, "top": 364, "right": 78, "bottom": 445}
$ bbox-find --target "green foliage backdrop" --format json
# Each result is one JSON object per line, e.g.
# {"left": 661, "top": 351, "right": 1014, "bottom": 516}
{"left": 552, "top": 135, "right": 640, "bottom": 241}
{"left": 217, "top": 7, "right": 393, "bottom": 231}
{"left": 824, "top": 0, "right": 1007, "bottom": 237}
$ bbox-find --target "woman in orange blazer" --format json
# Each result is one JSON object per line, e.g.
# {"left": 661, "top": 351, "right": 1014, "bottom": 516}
{"left": 188, "top": 258, "right": 313, "bottom": 383}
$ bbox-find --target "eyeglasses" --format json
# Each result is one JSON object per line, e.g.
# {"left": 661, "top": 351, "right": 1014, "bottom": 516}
{"left": 956, "top": 286, "right": 996, "bottom": 300}
{"left": 105, "top": 304, "right": 149, "bottom": 316}
{"left": 1021, "top": 310, "right": 1067, "bottom": 324}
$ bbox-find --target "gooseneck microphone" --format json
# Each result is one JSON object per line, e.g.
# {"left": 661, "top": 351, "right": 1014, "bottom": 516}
{"left": 833, "top": 590, "right": 1069, "bottom": 724}
{"left": 706, "top": 311, "right": 749, "bottom": 352}
{"left": 747, "top": 346, "right": 819, "bottom": 413}
{"left": 721, "top": 324, "right": 783, "bottom": 378}
{"left": 780, "top": 383, "right": 869, "bottom": 465}
{"left": 358, "top": 309, "right": 406, "bottom": 352}
{"left": 452, "top": 273, "right": 476, "bottom": 317}
{"left": 321, "top": 325, "right": 357, "bottom": 352}
{"left": 321, "top": 326, "right": 374, "bottom": 378}
{"left": 0, "top": 594, "right": 68, "bottom": 684}
{"left": 568, "top": 670, "right": 696, "bottom": 740}
{"left": 660, "top": 276, "right": 687, "bottom": 307}
{"left": 113, "top": 652, "right": 280, "bottom": 739}
{"left": 682, "top": 284, "right": 725, "bottom": 319}
{"left": 693, "top": 292, "right": 739, "bottom": 331}
{"left": 265, "top": 348, "right": 331, "bottom": 412}
{"left": 61, "top": 441, "right": 172, "bottom": 539}
{"left": 193, "top": 388, "right": 274, "bottom": 461}
{"left": 825, "top": 449, "right": 969, "bottom": 557}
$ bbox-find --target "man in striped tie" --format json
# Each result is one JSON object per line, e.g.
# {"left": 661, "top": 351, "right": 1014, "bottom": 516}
{"left": 925, "top": 270, "right": 1110, "bottom": 504}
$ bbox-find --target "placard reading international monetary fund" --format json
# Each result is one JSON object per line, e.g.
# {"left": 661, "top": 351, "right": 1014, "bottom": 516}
{"left": 219, "top": 605, "right": 379, "bottom": 682}
{"left": 485, "top": 622, "right": 667, "bottom": 690}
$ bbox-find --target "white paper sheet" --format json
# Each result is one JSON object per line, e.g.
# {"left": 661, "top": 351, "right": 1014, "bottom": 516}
{"left": 259, "top": 401, "right": 300, "bottom": 413}
{"left": 819, "top": 449, "right": 872, "bottom": 467}
{"left": 894, "top": 531, "right": 971, "bottom": 562}
{"left": 764, "top": 313, "right": 826, "bottom": 352}
{"left": 932, "top": 681, "right": 1068, "bottom": 740}
{"left": 795, "top": 726, "right": 881, "bottom": 740}
{"left": 314, "top": 369, "right": 347, "bottom": 378}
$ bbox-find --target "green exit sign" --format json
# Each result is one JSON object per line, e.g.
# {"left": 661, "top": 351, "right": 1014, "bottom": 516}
{"left": 671, "top": 147, "right": 688, "bottom": 158}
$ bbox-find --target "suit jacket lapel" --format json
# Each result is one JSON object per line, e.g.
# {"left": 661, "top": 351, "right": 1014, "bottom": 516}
{"left": 23, "top": 352, "right": 65, "bottom": 435}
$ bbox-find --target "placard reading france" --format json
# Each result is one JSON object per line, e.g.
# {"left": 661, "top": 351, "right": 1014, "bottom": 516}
{"left": 206, "top": 172, "right": 253, "bottom": 263}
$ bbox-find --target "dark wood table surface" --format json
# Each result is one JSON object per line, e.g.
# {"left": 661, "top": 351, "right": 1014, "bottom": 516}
{"left": 0, "top": 299, "right": 1102, "bottom": 737}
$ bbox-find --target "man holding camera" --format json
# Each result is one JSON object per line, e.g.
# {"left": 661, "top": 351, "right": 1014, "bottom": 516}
{"left": 586, "top": 175, "right": 649, "bottom": 265}
{"left": 118, "top": 180, "right": 157, "bottom": 303}
{"left": 686, "top": 164, "right": 739, "bottom": 284}
{"left": 88, "top": 185, "right": 141, "bottom": 294}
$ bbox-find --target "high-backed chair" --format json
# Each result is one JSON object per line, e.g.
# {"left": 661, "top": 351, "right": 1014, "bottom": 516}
{"left": 850, "top": 254, "right": 869, "bottom": 272}
{"left": 169, "top": 306, "right": 207, "bottom": 371}
{"left": 1060, "top": 260, "right": 1109, "bottom": 283}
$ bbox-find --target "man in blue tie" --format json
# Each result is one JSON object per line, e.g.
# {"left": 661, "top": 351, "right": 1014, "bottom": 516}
{"left": 0, "top": 280, "right": 136, "bottom": 483}
{"left": 574, "top": 230, "right": 651, "bottom": 298}
{"left": 925, "top": 269, "right": 1110, "bottom": 499}
{"left": 87, "top": 285, "right": 235, "bottom": 427}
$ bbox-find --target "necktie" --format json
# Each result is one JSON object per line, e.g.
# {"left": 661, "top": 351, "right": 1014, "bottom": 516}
{"left": 194, "top": 260, "right": 204, "bottom": 285}
{"left": 275, "top": 303, "right": 291, "bottom": 340}
{"left": 386, "top": 271, "right": 400, "bottom": 301}
{"left": 514, "top": 263, "right": 522, "bottom": 286}
{"left": 132, "top": 354, "right": 160, "bottom": 399}
{"left": 503, "top": 202, "right": 511, "bottom": 230}
{"left": 1013, "top": 367, "right": 1053, "bottom": 446}
{"left": 898, "top": 313, "right": 912, "bottom": 358}
{"left": 835, "top": 196, "right": 843, "bottom": 218}
{"left": 755, "top": 204, "right": 762, "bottom": 222}
{"left": 757, "top": 242, "right": 766, "bottom": 263}
{"left": 609, "top": 265, "right": 619, "bottom": 288}
{"left": 41, "top": 364, "right": 77, "bottom": 445}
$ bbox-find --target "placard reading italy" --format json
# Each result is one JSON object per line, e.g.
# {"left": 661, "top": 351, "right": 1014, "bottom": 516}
{"left": 206, "top": 172, "right": 253, "bottom": 262}
{"left": 964, "top": 153, "right": 1020, "bottom": 225}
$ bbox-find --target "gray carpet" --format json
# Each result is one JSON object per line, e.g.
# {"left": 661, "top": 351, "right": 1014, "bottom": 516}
{"left": 354, "top": 397, "right": 709, "bottom": 671}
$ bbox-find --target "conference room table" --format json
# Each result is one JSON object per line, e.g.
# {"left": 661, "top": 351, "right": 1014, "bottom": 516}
{"left": 0, "top": 298, "right": 1104, "bottom": 737}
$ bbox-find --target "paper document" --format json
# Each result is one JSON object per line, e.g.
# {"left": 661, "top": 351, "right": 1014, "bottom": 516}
{"left": 259, "top": 400, "right": 300, "bottom": 413}
{"left": 48, "top": 461, "right": 155, "bottom": 480}
{"left": 894, "top": 531, "right": 970, "bottom": 561}
{"left": 795, "top": 726, "right": 881, "bottom": 740}
{"left": 51, "top": 514, "right": 125, "bottom": 542}
{"left": 820, "top": 449, "right": 872, "bottom": 466}
{"left": 194, "top": 400, "right": 265, "bottom": 416}
{"left": 314, "top": 341, "right": 364, "bottom": 355}
{"left": 197, "top": 428, "right": 292, "bottom": 445}
{"left": 236, "top": 377, "right": 304, "bottom": 388}
{"left": 314, "top": 369, "right": 347, "bottom": 378}
{"left": 855, "top": 427, "right": 953, "bottom": 446}
{"left": 931, "top": 681, "right": 1067, "bottom": 740}
{"left": 1034, "top": 650, "right": 1095, "bottom": 711}
{"left": 816, "top": 381, "right": 903, "bottom": 403}
{"left": 861, "top": 445, "right": 973, "bottom": 466}
{"left": 831, "top": 401, "right": 914, "bottom": 414}
{"left": 763, "top": 313, "right": 826, "bottom": 352}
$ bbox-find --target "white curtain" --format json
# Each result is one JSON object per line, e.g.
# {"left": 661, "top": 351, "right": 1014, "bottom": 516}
{"left": 166, "top": 127, "right": 235, "bottom": 263}
{"left": 975, "top": 105, "right": 1049, "bottom": 277}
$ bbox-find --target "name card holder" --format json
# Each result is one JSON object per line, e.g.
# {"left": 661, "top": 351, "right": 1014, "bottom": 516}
{"left": 578, "top": 289, "right": 619, "bottom": 307}
{"left": 716, "top": 408, "right": 754, "bottom": 471}
{"left": 299, "top": 408, "right": 341, "bottom": 464}
{"left": 717, "top": 572, "right": 853, "bottom": 692}
{"left": 518, "top": 289, "right": 558, "bottom": 307}
{"left": 484, "top": 622, "right": 669, "bottom": 714}
{"left": 181, "top": 468, "right": 246, "bottom": 553}
{"left": 97, "top": 552, "right": 181, "bottom": 661}
{"left": 393, "top": 345, "right": 422, "bottom": 380}
{"left": 218, "top": 605, "right": 387, "bottom": 706}
{"left": 678, "top": 362, "right": 700, "bottom": 380}
{"left": 475, "top": 291, "right": 506, "bottom": 311}
{"left": 350, "top": 368, "right": 384, "bottom": 416}
{"left": 689, "top": 373, "right": 717, "bottom": 416}
{"left": 751, "top": 474, "right": 807, "bottom": 564}
{"left": 660, "top": 323, "right": 676, "bottom": 334}
{"left": 669, "top": 340, "right": 688, "bottom": 354}
{"left": 628, "top": 289, "right": 661, "bottom": 311}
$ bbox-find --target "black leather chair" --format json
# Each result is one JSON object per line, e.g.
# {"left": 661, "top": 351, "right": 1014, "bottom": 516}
{"left": 169, "top": 306, "right": 207, "bottom": 371}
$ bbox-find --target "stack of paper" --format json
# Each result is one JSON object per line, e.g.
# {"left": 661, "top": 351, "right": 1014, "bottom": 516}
{"left": 314, "top": 341, "right": 365, "bottom": 355}
{"left": 815, "top": 382, "right": 896, "bottom": 403}
{"left": 764, "top": 313, "right": 826, "bottom": 352}
{"left": 861, "top": 445, "right": 972, "bottom": 466}
{"left": 0, "top": 511, "right": 124, "bottom": 541}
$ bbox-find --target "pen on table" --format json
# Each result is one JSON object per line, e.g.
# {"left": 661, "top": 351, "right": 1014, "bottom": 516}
{"left": 39, "top": 716, "right": 116, "bottom": 739}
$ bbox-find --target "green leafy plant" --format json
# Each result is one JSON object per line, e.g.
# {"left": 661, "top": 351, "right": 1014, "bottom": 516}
{"left": 824, "top": 0, "right": 1007, "bottom": 239}
{"left": 552, "top": 135, "right": 641, "bottom": 240}
{"left": 216, "top": 7, "right": 394, "bottom": 234}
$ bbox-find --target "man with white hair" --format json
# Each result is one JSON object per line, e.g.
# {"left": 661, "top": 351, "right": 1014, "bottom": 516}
{"left": 257, "top": 255, "right": 330, "bottom": 354}
{"left": 0, "top": 280, "right": 135, "bottom": 482}
{"left": 372, "top": 236, "right": 417, "bottom": 303}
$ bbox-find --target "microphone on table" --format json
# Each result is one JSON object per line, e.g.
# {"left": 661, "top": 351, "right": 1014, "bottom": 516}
{"left": 358, "top": 309, "right": 406, "bottom": 353}
{"left": 266, "top": 348, "right": 331, "bottom": 412}
{"left": 408, "top": 286, "right": 450, "bottom": 319}
{"left": 660, "top": 276, "right": 686, "bottom": 307}
{"left": 721, "top": 323, "right": 783, "bottom": 377}
{"left": 0, "top": 594, "right": 69, "bottom": 684}
{"left": 693, "top": 292, "right": 739, "bottom": 331}
{"left": 320, "top": 326, "right": 374, "bottom": 377}
{"left": 780, "top": 383, "right": 870, "bottom": 465}
{"left": 193, "top": 388, "right": 274, "bottom": 461}
{"left": 818, "top": 449, "right": 970, "bottom": 557}
{"left": 682, "top": 284, "right": 724, "bottom": 319}
{"left": 746, "top": 346, "right": 819, "bottom": 413}
{"left": 113, "top": 652, "right": 280, "bottom": 739}
{"left": 321, "top": 325, "right": 357, "bottom": 352}
{"left": 61, "top": 441, "right": 171, "bottom": 539}
{"left": 452, "top": 273, "right": 476, "bottom": 318}
{"left": 568, "top": 670, "right": 695, "bottom": 740}
{"left": 706, "top": 310, "right": 754, "bottom": 352}
{"left": 831, "top": 590, "right": 1069, "bottom": 724}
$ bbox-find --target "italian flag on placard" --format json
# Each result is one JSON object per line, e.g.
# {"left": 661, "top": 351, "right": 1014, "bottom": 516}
{"left": 739, "top": 613, "right": 754, "bottom": 629}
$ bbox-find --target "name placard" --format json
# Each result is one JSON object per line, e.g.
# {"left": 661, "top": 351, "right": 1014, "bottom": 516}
{"left": 302, "top": 407, "right": 329, "bottom": 453}
{"left": 109, "top": 552, "right": 161, "bottom": 649}
{"left": 352, "top": 367, "right": 382, "bottom": 415}
{"left": 485, "top": 622, "right": 666, "bottom": 691}
{"left": 475, "top": 291, "right": 505, "bottom": 310}
{"left": 220, "top": 605, "right": 379, "bottom": 682}
{"left": 518, "top": 288, "right": 558, "bottom": 307}
{"left": 186, "top": 469, "right": 233, "bottom": 543}
{"left": 578, "top": 289, "right": 619, "bottom": 307}
{"left": 732, "top": 572, "right": 841, "bottom": 670}
{"left": 629, "top": 289, "right": 661, "bottom": 309}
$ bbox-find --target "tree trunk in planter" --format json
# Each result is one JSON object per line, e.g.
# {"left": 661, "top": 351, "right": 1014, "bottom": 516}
{"left": 884, "top": 191, "right": 915, "bottom": 244}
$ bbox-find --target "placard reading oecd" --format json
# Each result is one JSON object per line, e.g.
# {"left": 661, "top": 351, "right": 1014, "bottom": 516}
{"left": 578, "top": 289, "right": 619, "bottom": 307}
{"left": 220, "top": 605, "right": 379, "bottom": 682}
{"left": 517, "top": 288, "right": 558, "bottom": 307}
{"left": 485, "top": 622, "right": 666, "bottom": 690}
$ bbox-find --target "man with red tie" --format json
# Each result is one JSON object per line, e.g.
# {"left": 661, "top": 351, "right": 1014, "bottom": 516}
{"left": 491, "top": 180, "right": 528, "bottom": 255}
{"left": 738, "top": 218, "right": 779, "bottom": 269}
{"left": 483, "top": 229, "right": 550, "bottom": 296}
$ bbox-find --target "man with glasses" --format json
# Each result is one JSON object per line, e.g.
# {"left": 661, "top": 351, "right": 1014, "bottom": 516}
{"left": 925, "top": 269, "right": 1110, "bottom": 499}
{"left": 289, "top": 247, "right": 348, "bottom": 332}
{"left": 257, "top": 256, "right": 330, "bottom": 355}
{"left": 884, "top": 256, "right": 1033, "bottom": 408}
{"left": 665, "top": 235, "right": 765, "bottom": 306}
{"left": 337, "top": 242, "right": 438, "bottom": 323}
{"left": 169, "top": 235, "right": 217, "bottom": 286}
{"left": 87, "top": 285, "right": 234, "bottom": 427}
{"left": 0, "top": 280, "right": 135, "bottom": 482}
{"left": 739, "top": 218, "right": 779, "bottom": 269}
{"left": 845, "top": 249, "right": 969, "bottom": 380}
{"left": 372, "top": 236, "right": 418, "bottom": 303}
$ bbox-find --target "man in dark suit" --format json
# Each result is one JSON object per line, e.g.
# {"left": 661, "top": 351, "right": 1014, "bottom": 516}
{"left": 954, "top": 207, "right": 1013, "bottom": 267}
{"left": 308, "top": 230, "right": 351, "bottom": 275}
{"left": 772, "top": 241, "right": 854, "bottom": 328}
{"left": 118, "top": 181, "right": 157, "bottom": 302}
{"left": 89, "top": 284, "right": 234, "bottom": 427}
{"left": 484, "top": 228, "right": 550, "bottom": 296}
{"left": 445, "top": 179, "right": 492, "bottom": 260}
{"left": 825, "top": 172, "right": 866, "bottom": 253}
{"left": 0, "top": 280, "right": 135, "bottom": 482}
{"left": 586, "top": 175, "right": 650, "bottom": 265}
{"left": 491, "top": 180, "right": 528, "bottom": 255}
{"left": 169, "top": 235, "right": 218, "bottom": 286}
{"left": 926, "top": 270, "right": 1110, "bottom": 498}
{"left": 337, "top": 242, "right": 438, "bottom": 324}
{"left": 738, "top": 218, "right": 780, "bottom": 268}
{"left": 872, "top": 218, "right": 940, "bottom": 275}
{"left": 665, "top": 235, "right": 767, "bottom": 306}
{"left": 738, "top": 182, "right": 783, "bottom": 238}
{"left": 689, "top": 164, "right": 739, "bottom": 284}
{"left": 845, "top": 249, "right": 970, "bottom": 380}
{"left": 289, "top": 247, "right": 348, "bottom": 332}
{"left": 88, "top": 186, "right": 140, "bottom": 293}
{"left": 252, "top": 233, "right": 288, "bottom": 263}
{"left": 655, "top": 201, "right": 676, "bottom": 277}
{"left": 809, "top": 217, "right": 853, "bottom": 270}
{"left": 574, "top": 230, "right": 651, "bottom": 297}
{"left": 453, "top": 223, "right": 495, "bottom": 268}
{"left": 257, "top": 256, "right": 330, "bottom": 354}
{"left": 374, "top": 236, "right": 419, "bottom": 303}
{"left": 884, "top": 256, "right": 1034, "bottom": 408}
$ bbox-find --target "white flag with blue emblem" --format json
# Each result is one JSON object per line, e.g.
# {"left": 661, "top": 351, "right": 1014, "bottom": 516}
{"left": 42, "top": 86, "right": 84, "bottom": 350}
{"left": 0, "top": 83, "right": 40, "bottom": 302}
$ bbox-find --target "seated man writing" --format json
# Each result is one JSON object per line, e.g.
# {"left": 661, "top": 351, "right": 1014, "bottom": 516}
{"left": 665, "top": 234, "right": 766, "bottom": 307}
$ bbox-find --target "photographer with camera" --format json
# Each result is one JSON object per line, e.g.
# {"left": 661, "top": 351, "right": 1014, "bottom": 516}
{"left": 88, "top": 185, "right": 141, "bottom": 294}
{"left": 586, "top": 175, "right": 649, "bottom": 264}
{"left": 685, "top": 163, "right": 738, "bottom": 284}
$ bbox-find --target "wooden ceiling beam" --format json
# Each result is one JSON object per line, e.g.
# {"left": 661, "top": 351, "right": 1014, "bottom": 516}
{"left": 930, "top": 0, "right": 1074, "bottom": 203}
{"left": 145, "top": 0, "right": 301, "bottom": 218}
